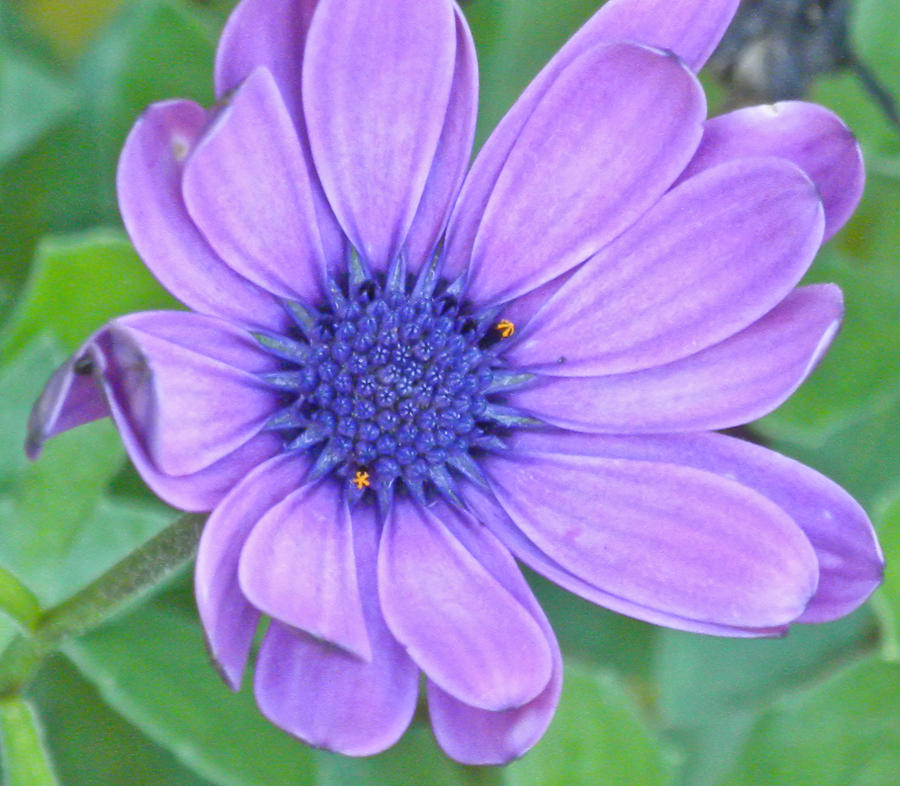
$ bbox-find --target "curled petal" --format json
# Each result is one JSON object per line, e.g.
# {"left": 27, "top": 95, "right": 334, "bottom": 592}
{"left": 679, "top": 101, "right": 865, "bottom": 242}
{"left": 117, "top": 100, "right": 285, "bottom": 330}
{"left": 27, "top": 313, "right": 281, "bottom": 511}
{"left": 103, "top": 316, "right": 280, "bottom": 476}
{"left": 26, "top": 351, "right": 109, "bottom": 459}
{"left": 238, "top": 481, "right": 371, "bottom": 660}
{"left": 378, "top": 498, "right": 553, "bottom": 711}
{"left": 254, "top": 506, "right": 418, "bottom": 757}
{"left": 482, "top": 449, "right": 819, "bottom": 629}
{"left": 510, "top": 285, "right": 843, "bottom": 433}
{"left": 507, "top": 158, "right": 824, "bottom": 376}
{"left": 196, "top": 453, "right": 311, "bottom": 689}
{"left": 303, "top": 0, "right": 457, "bottom": 269}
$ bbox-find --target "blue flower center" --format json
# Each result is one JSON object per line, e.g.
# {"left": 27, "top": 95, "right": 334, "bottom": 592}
{"left": 254, "top": 254, "right": 536, "bottom": 510}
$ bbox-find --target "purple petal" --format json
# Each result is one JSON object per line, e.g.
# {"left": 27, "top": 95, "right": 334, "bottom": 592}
{"left": 507, "top": 430, "right": 884, "bottom": 624}
{"left": 442, "top": 0, "right": 736, "bottom": 276}
{"left": 214, "top": 0, "right": 345, "bottom": 266}
{"left": 461, "top": 480, "right": 786, "bottom": 638}
{"left": 215, "top": 0, "right": 317, "bottom": 121}
{"left": 26, "top": 354, "right": 109, "bottom": 459}
{"left": 426, "top": 502, "right": 562, "bottom": 765}
{"left": 482, "top": 448, "right": 819, "bottom": 629}
{"left": 183, "top": 68, "right": 327, "bottom": 303}
{"left": 111, "top": 427, "right": 279, "bottom": 513}
{"left": 195, "top": 453, "right": 310, "bottom": 689}
{"left": 402, "top": 7, "right": 478, "bottom": 272}
{"left": 27, "top": 316, "right": 281, "bottom": 512}
{"left": 587, "top": 0, "right": 740, "bottom": 71}
{"left": 678, "top": 102, "right": 864, "bottom": 242}
{"left": 453, "top": 43, "right": 704, "bottom": 305}
{"left": 238, "top": 480, "right": 370, "bottom": 660}
{"left": 302, "top": 0, "right": 457, "bottom": 269}
{"left": 104, "top": 314, "right": 280, "bottom": 476}
{"left": 119, "top": 311, "right": 281, "bottom": 372}
{"left": 254, "top": 506, "right": 418, "bottom": 757}
{"left": 510, "top": 285, "right": 843, "bottom": 434}
{"left": 506, "top": 158, "right": 824, "bottom": 376}
{"left": 498, "top": 271, "right": 577, "bottom": 337}
{"left": 116, "top": 100, "right": 285, "bottom": 330}
{"left": 378, "top": 498, "right": 553, "bottom": 711}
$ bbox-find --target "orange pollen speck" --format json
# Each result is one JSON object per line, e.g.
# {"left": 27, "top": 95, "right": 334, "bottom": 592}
{"left": 496, "top": 319, "right": 515, "bottom": 338}
{"left": 352, "top": 470, "right": 370, "bottom": 490}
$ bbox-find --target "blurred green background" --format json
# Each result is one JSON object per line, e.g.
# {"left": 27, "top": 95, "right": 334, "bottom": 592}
{"left": 0, "top": 0, "right": 898, "bottom": 783}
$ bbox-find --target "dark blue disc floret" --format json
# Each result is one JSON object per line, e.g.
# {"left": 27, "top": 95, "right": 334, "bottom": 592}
{"left": 253, "top": 253, "right": 538, "bottom": 511}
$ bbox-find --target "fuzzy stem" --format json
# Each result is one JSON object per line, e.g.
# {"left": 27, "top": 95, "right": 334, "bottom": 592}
{"left": 0, "top": 513, "right": 204, "bottom": 697}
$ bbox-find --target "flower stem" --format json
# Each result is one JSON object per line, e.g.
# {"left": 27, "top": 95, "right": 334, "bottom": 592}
{"left": 38, "top": 512, "right": 205, "bottom": 639}
{"left": 0, "top": 513, "right": 204, "bottom": 697}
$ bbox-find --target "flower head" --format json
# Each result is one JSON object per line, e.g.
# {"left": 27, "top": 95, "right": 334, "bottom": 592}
{"left": 28, "top": 0, "right": 883, "bottom": 765}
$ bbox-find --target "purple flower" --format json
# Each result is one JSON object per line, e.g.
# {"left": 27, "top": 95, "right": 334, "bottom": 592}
{"left": 28, "top": 0, "right": 883, "bottom": 764}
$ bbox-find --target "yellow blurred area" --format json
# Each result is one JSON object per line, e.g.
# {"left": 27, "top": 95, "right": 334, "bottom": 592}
{"left": 13, "top": 0, "right": 123, "bottom": 56}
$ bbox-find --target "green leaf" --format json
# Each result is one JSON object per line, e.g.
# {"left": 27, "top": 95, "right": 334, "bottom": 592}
{"left": 0, "top": 45, "right": 75, "bottom": 167}
{"left": 0, "top": 121, "right": 83, "bottom": 317}
{"left": 720, "top": 658, "right": 900, "bottom": 785}
{"left": 0, "top": 227, "right": 180, "bottom": 357}
{"left": 75, "top": 0, "right": 217, "bottom": 218}
{"left": 872, "top": 486, "right": 900, "bottom": 658}
{"left": 656, "top": 612, "right": 882, "bottom": 786}
{"left": 315, "top": 724, "right": 498, "bottom": 786}
{"left": 28, "top": 654, "right": 211, "bottom": 786}
{"left": 64, "top": 585, "right": 318, "bottom": 786}
{"left": 526, "top": 569, "right": 657, "bottom": 678}
{"left": 757, "top": 246, "right": 900, "bottom": 442}
{"left": 0, "top": 696, "right": 58, "bottom": 786}
{"left": 842, "top": 170, "right": 900, "bottom": 260}
{"left": 655, "top": 609, "right": 879, "bottom": 730}
{"left": 766, "top": 389, "right": 900, "bottom": 511}
{"left": 853, "top": 0, "right": 900, "bottom": 105}
{"left": 0, "top": 51, "right": 83, "bottom": 312}
{"left": 504, "top": 664, "right": 674, "bottom": 786}
{"left": 666, "top": 710, "right": 760, "bottom": 786}
{"left": 0, "top": 0, "right": 221, "bottom": 284}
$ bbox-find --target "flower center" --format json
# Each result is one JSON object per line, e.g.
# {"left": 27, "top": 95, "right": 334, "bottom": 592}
{"left": 254, "top": 254, "right": 536, "bottom": 510}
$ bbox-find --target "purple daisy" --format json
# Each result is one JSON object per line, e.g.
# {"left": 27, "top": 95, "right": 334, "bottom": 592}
{"left": 27, "top": 0, "right": 883, "bottom": 765}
